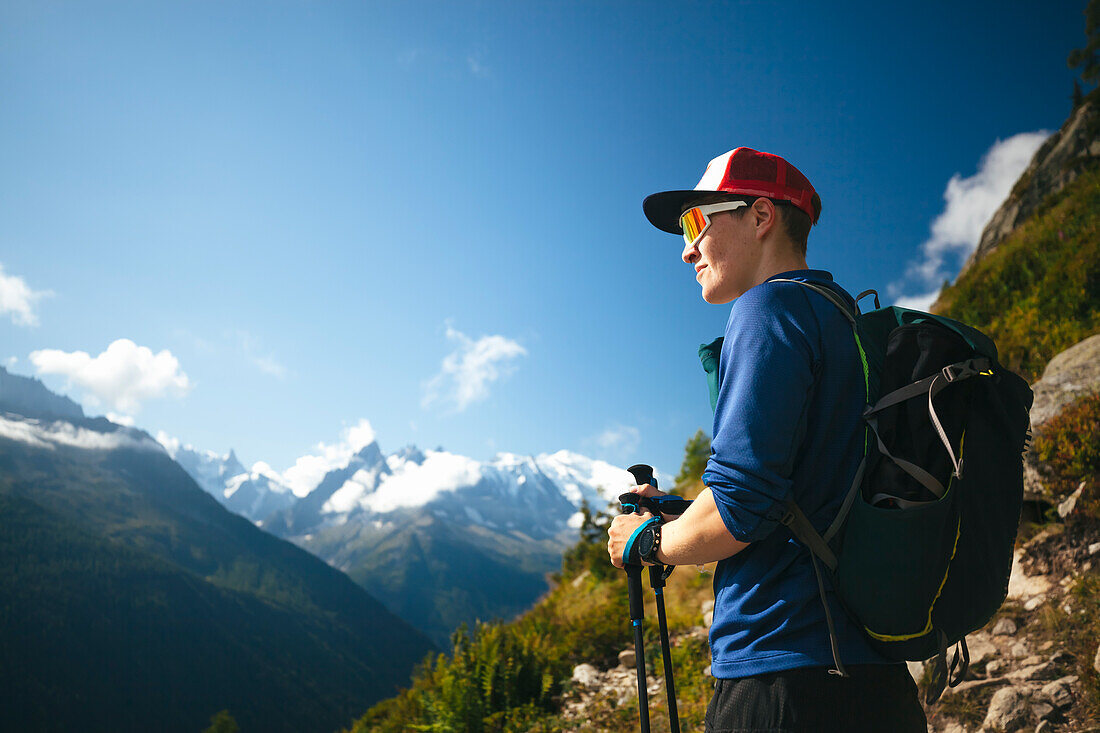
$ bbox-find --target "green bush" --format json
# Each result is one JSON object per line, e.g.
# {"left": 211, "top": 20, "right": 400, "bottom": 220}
{"left": 1033, "top": 393, "right": 1100, "bottom": 519}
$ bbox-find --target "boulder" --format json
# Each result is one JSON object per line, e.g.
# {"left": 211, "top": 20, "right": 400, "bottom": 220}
{"left": 967, "top": 635, "right": 998, "bottom": 666}
{"left": 1007, "top": 662, "right": 1054, "bottom": 682}
{"left": 1032, "top": 701, "right": 1056, "bottom": 721}
{"left": 618, "top": 648, "right": 636, "bottom": 669}
{"left": 1094, "top": 642, "right": 1100, "bottom": 674}
{"left": 1039, "top": 675, "right": 1077, "bottom": 709}
{"left": 983, "top": 686, "right": 1030, "bottom": 732}
{"left": 1058, "top": 483, "right": 1085, "bottom": 519}
{"left": 993, "top": 617, "right": 1018, "bottom": 636}
{"left": 571, "top": 663, "right": 601, "bottom": 688}
{"left": 1029, "top": 334, "right": 1100, "bottom": 427}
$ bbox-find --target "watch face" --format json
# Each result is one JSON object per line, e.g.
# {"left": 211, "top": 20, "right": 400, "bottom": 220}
{"left": 638, "top": 526, "right": 657, "bottom": 558}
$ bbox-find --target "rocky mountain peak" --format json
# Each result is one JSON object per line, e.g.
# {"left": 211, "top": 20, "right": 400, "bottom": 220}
{"left": 957, "top": 95, "right": 1100, "bottom": 280}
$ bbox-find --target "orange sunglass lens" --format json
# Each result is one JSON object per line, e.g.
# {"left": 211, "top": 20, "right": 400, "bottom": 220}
{"left": 680, "top": 207, "right": 707, "bottom": 243}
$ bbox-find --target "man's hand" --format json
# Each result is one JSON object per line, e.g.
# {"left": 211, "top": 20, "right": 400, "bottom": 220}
{"left": 607, "top": 509, "right": 657, "bottom": 568}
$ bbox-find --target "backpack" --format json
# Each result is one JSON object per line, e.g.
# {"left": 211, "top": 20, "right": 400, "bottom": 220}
{"left": 699, "top": 278, "right": 1033, "bottom": 703}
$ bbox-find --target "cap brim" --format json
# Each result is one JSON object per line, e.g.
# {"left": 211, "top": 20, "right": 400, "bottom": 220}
{"left": 642, "top": 190, "right": 748, "bottom": 236}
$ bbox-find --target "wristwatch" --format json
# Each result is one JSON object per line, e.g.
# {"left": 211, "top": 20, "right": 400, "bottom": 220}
{"left": 636, "top": 521, "right": 662, "bottom": 564}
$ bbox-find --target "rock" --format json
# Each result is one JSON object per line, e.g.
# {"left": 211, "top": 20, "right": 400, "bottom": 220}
{"left": 942, "top": 676, "right": 1008, "bottom": 697}
{"left": 1094, "top": 642, "right": 1100, "bottom": 674}
{"left": 701, "top": 599, "right": 714, "bottom": 614}
{"left": 1039, "top": 640, "right": 1054, "bottom": 651}
{"left": 968, "top": 635, "right": 999, "bottom": 666}
{"left": 993, "top": 617, "right": 1019, "bottom": 636}
{"left": 572, "top": 663, "right": 600, "bottom": 688}
{"left": 942, "top": 722, "right": 968, "bottom": 733}
{"left": 703, "top": 610, "right": 713, "bottom": 628}
{"left": 1058, "top": 483, "right": 1085, "bottom": 519}
{"left": 703, "top": 664, "right": 712, "bottom": 677}
{"left": 571, "top": 569, "right": 591, "bottom": 588}
{"left": 954, "top": 99, "right": 1100, "bottom": 280}
{"left": 1008, "top": 549, "right": 1052, "bottom": 601}
{"left": 983, "top": 686, "right": 1031, "bottom": 732}
{"left": 1040, "top": 675, "right": 1077, "bottom": 709}
{"left": 1089, "top": 541, "right": 1100, "bottom": 556}
{"left": 1035, "top": 720, "right": 1053, "bottom": 733}
{"left": 1010, "top": 641, "right": 1031, "bottom": 659}
{"left": 986, "top": 660, "right": 1005, "bottom": 677}
{"left": 1029, "top": 334, "right": 1100, "bottom": 427}
{"left": 906, "top": 660, "right": 924, "bottom": 683}
{"left": 1007, "top": 662, "right": 1054, "bottom": 682}
{"left": 1032, "top": 700, "right": 1056, "bottom": 721}
{"left": 618, "top": 649, "right": 636, "bottom": 669}
{"left": 1020, "top": 655, "right": 1043, "bottom": 667}
{"left": 1025, "top": 597, "right": 1044, "bottom": 612}
{"left": 1049, "top": 650, "right": 1075, "bottom": 666}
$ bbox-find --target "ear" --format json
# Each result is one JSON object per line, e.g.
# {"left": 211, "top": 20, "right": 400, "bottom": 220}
{"left": 750, "top": 198, "right": 778, "bottom": 240}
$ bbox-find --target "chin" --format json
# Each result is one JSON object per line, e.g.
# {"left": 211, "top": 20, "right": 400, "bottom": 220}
{"left": 703, "top": 289, "right": 736, "bottom": 305}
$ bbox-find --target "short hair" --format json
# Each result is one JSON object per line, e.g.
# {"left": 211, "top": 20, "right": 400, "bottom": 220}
{"left": 683, "top": 193, "right": 821, "bottom": 257}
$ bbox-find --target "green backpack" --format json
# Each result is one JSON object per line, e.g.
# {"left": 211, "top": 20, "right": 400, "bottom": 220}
{"left": 699, "top": 280, "right": 1033, "bottom": 703}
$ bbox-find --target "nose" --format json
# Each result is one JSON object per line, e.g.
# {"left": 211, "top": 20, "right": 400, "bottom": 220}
{"left": 682, "top": 236, "right": 699, "bottom": 265}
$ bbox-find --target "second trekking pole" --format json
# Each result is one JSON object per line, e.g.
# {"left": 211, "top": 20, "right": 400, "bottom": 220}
{"left": 620, "top": 464, "right": 690, "bottom": 733}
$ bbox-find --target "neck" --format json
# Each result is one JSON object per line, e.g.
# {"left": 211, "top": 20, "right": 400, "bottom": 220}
{"left": 749, "top": 239, "right": 808, "bottom": 289}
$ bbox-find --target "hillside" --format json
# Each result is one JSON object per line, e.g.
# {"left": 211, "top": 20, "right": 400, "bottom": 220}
{"left": 348, "top": 104, "right": 1100, "bottom": 732}
{"left": 0, "top": 410, "right": 435, "bottom": 733}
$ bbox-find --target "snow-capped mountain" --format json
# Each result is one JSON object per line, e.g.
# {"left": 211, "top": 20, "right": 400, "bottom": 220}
{"left": 168, "top": 431, "right": 639, "bottom": 647}
{"left": 157, "top": 437, "right": 297, "bottom": 522}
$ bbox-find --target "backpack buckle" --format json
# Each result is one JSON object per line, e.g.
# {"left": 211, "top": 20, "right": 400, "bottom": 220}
{"left": 941, "top": 360, "right": 977, "bottom": 383}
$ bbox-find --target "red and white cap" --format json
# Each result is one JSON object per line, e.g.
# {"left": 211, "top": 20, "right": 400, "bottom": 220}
{"left": 643, "top": 147, "right": 820, "bottom": 235}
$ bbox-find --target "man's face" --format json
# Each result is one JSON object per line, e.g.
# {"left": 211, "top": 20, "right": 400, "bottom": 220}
{"left": 681, "top": 205, "right": 761, "bottom": 304}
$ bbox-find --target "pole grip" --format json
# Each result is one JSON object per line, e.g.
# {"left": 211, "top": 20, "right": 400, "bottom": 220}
{"left": 627, "top": 463, "right": 658, "bottom": 490}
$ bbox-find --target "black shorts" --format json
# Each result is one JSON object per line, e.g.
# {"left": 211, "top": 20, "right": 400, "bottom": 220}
{"left": 704, "top": 663, "right": 927, "bottom": 733}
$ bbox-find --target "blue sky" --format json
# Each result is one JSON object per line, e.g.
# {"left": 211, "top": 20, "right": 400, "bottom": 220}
{"left": 1, "top": 0, "right": 1089, "bottom": 484}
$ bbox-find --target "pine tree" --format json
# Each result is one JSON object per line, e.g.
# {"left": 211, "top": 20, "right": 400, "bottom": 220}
{"left": 674, "top": 428, "right": 712, "bottom": 487}
{"left": 202, "top": 710, "right": 239, "bottom": 733}
{"left": 1068, "top": 0, "right": 1100, "bottom": 87}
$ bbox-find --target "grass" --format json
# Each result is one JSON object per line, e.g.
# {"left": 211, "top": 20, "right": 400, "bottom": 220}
{"left": 934, "top": 163, "right": 1100, "bottom": 382}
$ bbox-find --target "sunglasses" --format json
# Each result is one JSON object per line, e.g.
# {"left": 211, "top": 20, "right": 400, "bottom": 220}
{"left": 679, "top": 201, "right": 749, "bottom": 247}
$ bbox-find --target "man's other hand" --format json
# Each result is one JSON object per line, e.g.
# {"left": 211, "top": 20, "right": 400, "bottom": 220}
{"left": 607, "top": 510, "right": 656, "bottom": 568}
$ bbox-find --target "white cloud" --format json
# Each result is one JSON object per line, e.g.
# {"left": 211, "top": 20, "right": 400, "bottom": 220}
{"left": 281, "top": 418, "right": 377, "bottom": 497}
{"left": 585, "top": 423, "right": 642, "bottom": 466}
{"left": 0, "top": 262, "right": 52, "bottom": 327}
{"left": 155, "top": 429, "right": 181, "bottom": 455}
{"left": 5, "top": 356, "right": 16, "bottom": 369}
{"left": 362, "top": 450, "right": 484, "bottom": 514}
{"left": 234, "top": 330, "right": 289, "bottom": 379}
{"left": 106, "top": 412, "right": 136, "bottom": 427}
{"left": 0, "top": 413, "right": 163, "bottom": 452}
{"left": 29, "top": 338, "right": 192, "bottom": 414}
{"left": 422, "top": 325, "right": 526, "bottom": 413}
{"left": 890, "top": 131, "right": 1050, "bottom": 307}
{"left": 467, "top": 53, "right": 489, "bottom": 77}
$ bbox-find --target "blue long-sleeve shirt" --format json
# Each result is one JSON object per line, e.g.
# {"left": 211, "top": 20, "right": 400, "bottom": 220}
{"left": 701, "top": 269, "right": 896, "bottom": 678}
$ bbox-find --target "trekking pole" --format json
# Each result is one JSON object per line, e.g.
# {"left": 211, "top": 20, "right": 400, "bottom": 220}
{"left": 622, "top": 464, "right": 691, "bottom": 733}
{"left": 618, "top": 489, "right": 651, "bottom": 733}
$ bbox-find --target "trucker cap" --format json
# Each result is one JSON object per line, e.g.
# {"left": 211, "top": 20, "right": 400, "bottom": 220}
{"left": 643, "top": 147, "right": 820, "bottom": 235}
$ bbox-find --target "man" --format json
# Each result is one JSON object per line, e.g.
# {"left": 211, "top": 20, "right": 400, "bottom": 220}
{"left": 607, "top": 148, "right": 926, "bottom": 731}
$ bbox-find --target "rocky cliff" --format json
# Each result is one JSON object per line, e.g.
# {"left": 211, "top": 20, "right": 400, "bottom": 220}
{"left": 952, "top": 94, "right": 1100, "bottom": 284}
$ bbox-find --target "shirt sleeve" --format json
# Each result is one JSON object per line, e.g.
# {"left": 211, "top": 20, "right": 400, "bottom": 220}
{"left": 701, "top": 282, "right": 821, "bottom": 543}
